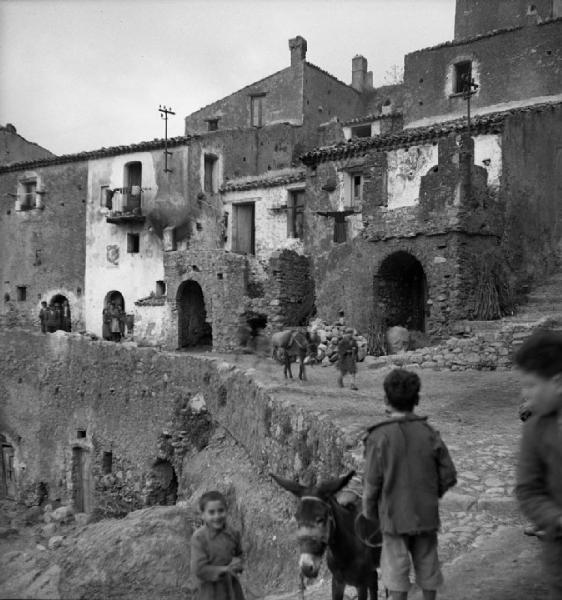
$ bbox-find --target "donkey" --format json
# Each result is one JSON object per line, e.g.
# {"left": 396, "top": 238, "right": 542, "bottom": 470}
{"left": 271, "top": 330, "right": 319, "bottom": 381}
{"left": 271, "top": 471, "right": 381, "bottom": 600}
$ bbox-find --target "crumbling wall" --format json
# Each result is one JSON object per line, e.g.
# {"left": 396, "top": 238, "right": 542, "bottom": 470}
{"left": 0, "top": 329, "right": 348, "bottom": 513}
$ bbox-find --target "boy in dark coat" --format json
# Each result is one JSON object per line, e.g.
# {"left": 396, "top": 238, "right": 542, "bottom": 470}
{"left": 190, "top": 491, "right": 245, "bottom": 600}
{"left": 337, "top": 329, "right": 359, "bottom": 390}
{"left": 514, "top": 331, "right": 562, "bottom": 599}
{"left": 362, "top": 369, "right": 457, "bottom": 600}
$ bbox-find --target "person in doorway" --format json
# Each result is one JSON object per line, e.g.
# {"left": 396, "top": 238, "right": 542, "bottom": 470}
{"left": 46, "top": 303, "right": 58, "bottom": 333}
{"left": 102, "top": 305, "right": 112, "bottom": 341}
{"left": 109, "top": 303, "right": 123, "bottom": 342}
{"left": 362, "top": 368, "right": 457, "bottom": 600}
{"left": 53, "top": 302, "right": 63, "bottom": 331}
{"left": 337, "top": 328, "right": 359, "bottom": 390}
{"left": 62, "top": 300, "right": 71, "bottom": 332}
{"left": 514, "top": 331, "right": 562, "bottom": 599}
{"left": 190, "top": 491, "right": 245, "bottom": 600}
{"left": 39, "top": 301, "right": 48, "bottom": 333}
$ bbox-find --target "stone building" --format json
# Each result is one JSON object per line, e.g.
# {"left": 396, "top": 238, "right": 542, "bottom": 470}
{"left": 0, "top": 123, "right": 54, "bottom": 166}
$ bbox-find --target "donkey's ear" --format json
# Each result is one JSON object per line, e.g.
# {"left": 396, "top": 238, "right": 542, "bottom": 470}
{"left": 316, "top": 470, "right": 356, "bottom": 498}
{"left": 270, "top": 473, "right": 306, "bottom": 497}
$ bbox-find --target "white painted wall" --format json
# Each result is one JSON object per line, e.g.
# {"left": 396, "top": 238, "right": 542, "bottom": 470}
{"left": 222, "top": 185, "right": 305, "bottom": 260}
{"left": 85, "top": 151, "right": 165, "bottom": 342}
{"left": 386, "top": 143, "right": 439, "bottom": 209}
{"left": 474, "top": 134, "right": 502, "bottom": 192}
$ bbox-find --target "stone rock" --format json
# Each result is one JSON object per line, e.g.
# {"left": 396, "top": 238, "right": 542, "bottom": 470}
{"left": 386, "top": 326, "right": 410, "bottom": 354}
{"left": 52, "top": 505, "right": 74, "bottom": 523}
{"left": 74, "top": 513, "right": 91, "bottom": 526}
{"left": 188, "top": 392, "right": 207, "bottom": 414}
{"left": 36, "top": 544, "right": 47, "bottom": 551}
{"left": 476, "top": 496, "right": 520, "bottom": 517}
{"left": 441, "top": 492, "right": 477, "bottom": 512}
{"left": 48, "top": 535, "right": 64, "bottom": 550}
{"left": 0, "top": 526, "right": 18, "bottom": 539}
{"left": 42, "top": 523, "right": 57, "bottom": 538}
{"left": 357, "top": 345, "right": 367, "bottom": 362}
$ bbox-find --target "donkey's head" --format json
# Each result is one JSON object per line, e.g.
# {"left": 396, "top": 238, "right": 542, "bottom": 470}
{"left": 271, "top": 471, "right": 355, "bottom": 579}
{"left": 304, "top": 331, "right": 321, "bottom": 364}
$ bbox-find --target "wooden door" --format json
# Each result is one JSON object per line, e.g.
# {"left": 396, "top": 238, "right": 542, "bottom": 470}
{"left": 233, "top": 203, "right": 255, "bottom": 254}
{"left": 73, "top": 448, "right": 92, "bottom": 513}
{"left": 1, "top": 445, "right": 16, "bottom": 499}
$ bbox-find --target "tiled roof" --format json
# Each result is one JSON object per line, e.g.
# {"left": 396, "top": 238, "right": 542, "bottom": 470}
{"left": 301, "top": 101, "right": 562, "bottom": 165}
{"left": 0, "top": 135, "right": 197, "bottom": 174}
{"left": 409, "top": 16, "right": 562, "bottom": 56}
{"left": 343, "top": 112, "right": 403, "bottom": 126}
{"left": 221, "top": 168, "right": 306, "bottom": 192}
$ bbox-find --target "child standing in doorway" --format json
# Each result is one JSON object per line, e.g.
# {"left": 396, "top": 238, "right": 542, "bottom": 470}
{"left": 190, "top": 491, "right": 246, "bottom": 600}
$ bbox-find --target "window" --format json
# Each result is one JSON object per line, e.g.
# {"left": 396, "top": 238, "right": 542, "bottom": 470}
{"left": 204, "top": 154, "right": 218, "bottom": 193}
{"left": 100, "top": 185, "right": 109, "bottom": 207}
{"left": 334, "top": 213, "right": 347, "bottom": 244}
{"left": 250, "top": 94, "right": 265, "bottom": 127}
{"left": 287, "top": 191, "right": 305, "bottom": 239}
{"left": 156, "top": 280, "right": 166, "bottom": 297}
{"left": 21, "top": 181, "right": 37, "bottom": 210}
{"left": 124, "top": 162, "right": 142, "bottom": 211}
{"left": 352, "top": 174, "right": 363, "bottom": 204}
{"left": 453, "top": 61, "right": 472, "bottom": 94}
{"left": 77, "top": 429, "right": 86, "bottom": 438}
{"left": 102, "top": 452, "right": 113, "bottom": 474}
{"left": 350, "top": 124, "right": 372, "bottom": 139}
{"left": 127, "top": 233, "right": 140, "bottom": 253}
{"left": 16, "top": 286, "right": 27, "bottom": 301}
{"left": 232, "top": 203, "right": 255, "bottom": 254}
{"left": 207, "top": 119, "right": 218, "bottom": 132}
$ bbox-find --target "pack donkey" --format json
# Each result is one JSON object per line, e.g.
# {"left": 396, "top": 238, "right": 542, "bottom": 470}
{"left": 271, "top": 471, "right": 382, "bottom": 600}
{"left": 271, "top": 330, "right": 319, "bottom": 381}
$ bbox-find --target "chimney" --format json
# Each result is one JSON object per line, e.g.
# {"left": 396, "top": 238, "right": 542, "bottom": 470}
{"left": 352, "top": 55, "right": 368, "bottom": 91}
{"left": 289, "top": 36, "right": 307, "bottom": 67}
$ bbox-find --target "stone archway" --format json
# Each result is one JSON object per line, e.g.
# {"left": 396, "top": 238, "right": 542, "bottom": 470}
{"left": 177, "top": 280, "right": 212, "bottom": 348}
{"left": 375, "top": 251, "right": 428, "bottom": 332}
{"left": 49, "top": 293, "right": 71, "bottom": 332}
{"left": 145, "top": 460, "right": 178, "bottom": 507}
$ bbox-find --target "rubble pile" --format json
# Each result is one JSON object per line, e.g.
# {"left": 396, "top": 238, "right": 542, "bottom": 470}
{"left": 311, "top": 319, "right": 369, "bottom": 364}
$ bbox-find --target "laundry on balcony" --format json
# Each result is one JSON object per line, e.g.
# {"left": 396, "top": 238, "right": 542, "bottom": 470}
{"left": 105, "top": 186, "right": 146, "bottom": 224}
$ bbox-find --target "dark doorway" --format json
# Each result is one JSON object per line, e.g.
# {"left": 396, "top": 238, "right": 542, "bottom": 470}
{"left": 177, "top": 280, "right": 212, "bottom": 348}
{"left": 375, "top": 251, "right": 428, "bottom": 332}
{"left": 145, "top": 460, "right": 178, "bottom": 506}
{"left": 72, "top": 447, "right": 92, "bottom": 513}
{"left": 49, "top": 294, "right": 71, "bottom": 332}
{"left": 1, "top": 439, "right": 16, "bottom": 499}
{"left": 103, "top": 291, "right": 125, "bottom": 341}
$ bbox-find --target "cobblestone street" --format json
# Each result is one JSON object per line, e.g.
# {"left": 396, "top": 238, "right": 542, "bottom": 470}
{"left": 216, "top": 353, "right": 529, "bottom": 597}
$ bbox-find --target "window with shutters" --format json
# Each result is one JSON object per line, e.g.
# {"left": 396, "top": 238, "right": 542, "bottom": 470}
{"left": 204, "top": 154, "right": 218, "bottom": 193}
{"left": 453, "top": 61, "right": 472, "bottom": 94}
{"left": 232, "top": 202, "right": 255, "bottom": 255}
{"left": 287, "top": 190, "right": 305, "bottom": 239}
{"left": 250, "top": 94, "right": 265, "bottom": 127}
{"left": 123, "top": 162, "right": 142, "bottom": 211}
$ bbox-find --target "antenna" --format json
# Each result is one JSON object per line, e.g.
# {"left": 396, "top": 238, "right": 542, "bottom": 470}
{"left": 158, "top": 105, "right": 176, "bottom": 173}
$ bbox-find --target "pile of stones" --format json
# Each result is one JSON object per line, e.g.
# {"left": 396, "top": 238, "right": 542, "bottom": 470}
{"left": 311, "top": 319, "right": 369, "bottom": 364}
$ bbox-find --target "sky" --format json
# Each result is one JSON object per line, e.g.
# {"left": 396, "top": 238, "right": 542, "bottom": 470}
{"left": 0, "top": 0, "right": 455, "bottom": 156}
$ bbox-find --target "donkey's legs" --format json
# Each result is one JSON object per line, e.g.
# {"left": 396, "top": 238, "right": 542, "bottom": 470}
{"left": 300, "top": 354, "right": 307, "bottom": 381}
{"left": 367, "top": 575, "right": 379, "bottom": 600}
{"left": 331, "top": 577, "right": 346, "bottom": 600}
{"left": 285, "top": 354, "right": 293, "bottom": 379}
{"left": 357, "top": 585, "right": 368, "bottom": 600}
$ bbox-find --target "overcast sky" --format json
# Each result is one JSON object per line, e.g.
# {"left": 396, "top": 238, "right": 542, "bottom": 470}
{"left": 0, "top": 0, "right": 455, "bottom": 156}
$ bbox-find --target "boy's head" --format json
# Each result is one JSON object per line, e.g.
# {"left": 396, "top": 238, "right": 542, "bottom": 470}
{"left": 41, "top": 301, "right": 47, "bottom": 307}
{"left": 514, "top": 331, "right": 562, "bottom": 415}
{"left": 383, "top": 368, "right": 421, "bottom": 412}
{"left": 199, "top": 490, "right": 227, "bottom": 531}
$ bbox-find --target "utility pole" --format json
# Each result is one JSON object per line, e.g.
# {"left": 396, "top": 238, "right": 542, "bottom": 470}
{"left": 460, "top": 73, "right": 479, "bottom": 204}
{"left": 158, "top": 105, "right": 175, "bottom": 173}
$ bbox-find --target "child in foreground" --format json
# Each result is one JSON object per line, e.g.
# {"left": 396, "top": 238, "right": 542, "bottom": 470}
{"left": 190, "top": 491, "right": 246, "bottom": 600}
{"left": 362, "top": 368, "right": 457, "bottom": 600}
{"left": 514, "top": 331, "right": 562, "bottom": 599}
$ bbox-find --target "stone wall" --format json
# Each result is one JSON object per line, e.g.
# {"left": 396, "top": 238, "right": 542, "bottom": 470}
{"left": 0, "top": 124, "right": 54, "bottom": 166}
{"left": 0, "top": 162, "right": 88, "bottom": 331}
{"left": 0, "top": 329, "right": 347, "bottom": 512}
{"left": 403, "top": 20, "right": 562, "bottom": 127}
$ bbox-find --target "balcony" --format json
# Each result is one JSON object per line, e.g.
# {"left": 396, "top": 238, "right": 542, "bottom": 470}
{"left": 106, "top": 187, "right": 146, "bottom": 224}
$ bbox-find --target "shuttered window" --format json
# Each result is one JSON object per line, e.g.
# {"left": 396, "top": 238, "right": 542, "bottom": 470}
{"left": 287, "top": 191, "right": 305, "bottom": 239}
{"left": 232, "top": 203, "right": 255, "bottom": 255}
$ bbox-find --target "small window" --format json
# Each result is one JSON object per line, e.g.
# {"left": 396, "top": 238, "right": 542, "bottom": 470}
{"left": 287, "top": 191, "right": 305, "bottom": 239}
{"left": 453, "top": 61, "right": 472, "bottom": 94}
{"left": 127, "top": 233, "right": 140, "bottom": 253}
{"left": 16, "top": 286, "right": 27, "bottom": 301}
{"left": 102, "top": 451, "right": 113, "bottom": 474}
{"left": 207, "top": 119, "right": 218, "bottom": 132}
{"left": 352, "top": 175, "right": 363, "bottom": 203}
{"left": 77, "top": 429, "right": 86, "bottom": 439}
{"left": 350, "top": 124, "right": 372, "bottom": 139}
{"left": 334, "top": 213, "right": 347, "bottom": 244}
{"left": 21, "top": 181, "right": 37, "bottom": 210}
{"left": 250, "top": 95, "right": 264, "bottom": 127}
{"left": 156, "top": 280, "right": 166, "bottom": 297}
{"left": 100, "top": 185, "right": 109, "bottom": 207}
{"left": 204, "top": 154, "right": 218, "bottom": 193}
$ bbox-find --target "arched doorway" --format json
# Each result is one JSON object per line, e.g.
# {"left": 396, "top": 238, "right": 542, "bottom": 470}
{"left": 48, "top": 294, "right": 71, "bottom": 332}
{"left": 375, "top": 251, "right": 428, "bottom": 332}
{"left": 103, "top": 291, "right": 125, "bottom": 342}
{"left": 177, "top": 280, "right": 212, "bottom": 348}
